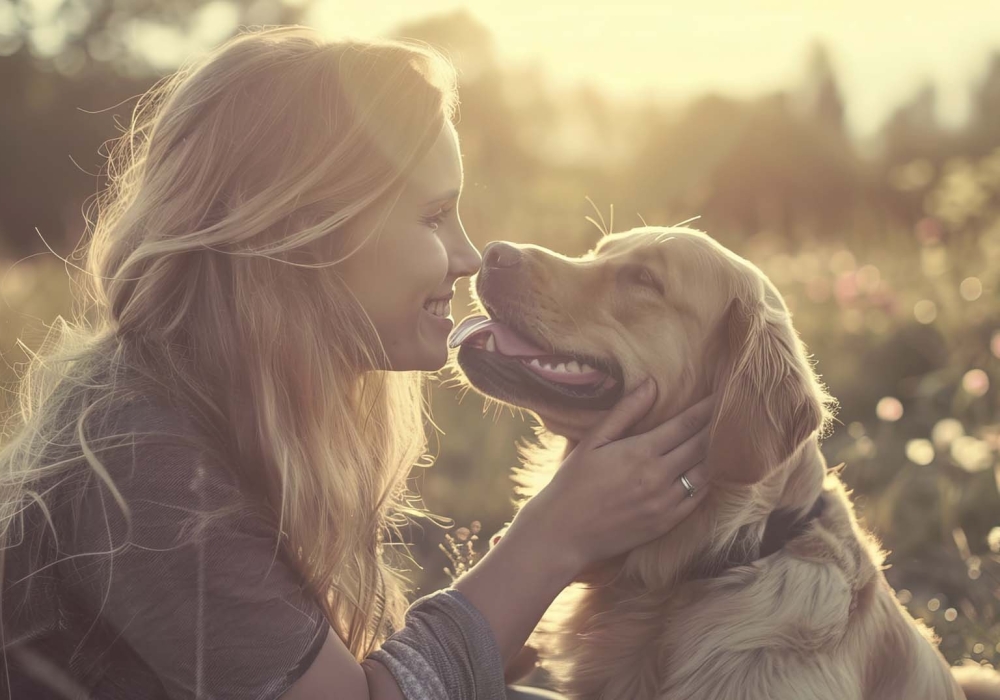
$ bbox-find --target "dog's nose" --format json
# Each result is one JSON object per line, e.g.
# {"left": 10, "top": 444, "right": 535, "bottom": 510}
{"left": 483, "top": 242, "right": 523, "bottom": 270}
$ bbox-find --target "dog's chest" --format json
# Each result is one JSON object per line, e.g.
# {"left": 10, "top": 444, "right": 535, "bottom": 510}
{"left": 549, "top": 552, "right": 868, "bottom": 700}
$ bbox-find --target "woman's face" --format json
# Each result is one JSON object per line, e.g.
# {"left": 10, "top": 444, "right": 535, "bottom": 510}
{"left": 338, "top": 123, "right": 481, "bottom": 371}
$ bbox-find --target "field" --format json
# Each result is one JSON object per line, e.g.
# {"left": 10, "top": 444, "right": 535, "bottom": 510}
{"left": 2, "top": 9, "right": 999, "bottom": 671}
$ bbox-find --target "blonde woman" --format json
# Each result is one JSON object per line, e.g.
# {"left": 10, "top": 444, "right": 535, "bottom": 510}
{"left": 0, "top": 27, "right": 712, "bottom": 700}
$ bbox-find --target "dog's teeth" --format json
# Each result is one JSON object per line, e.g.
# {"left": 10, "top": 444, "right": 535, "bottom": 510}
{"left": 485, "top": 334, "right": 496, "bottom": 352}
{"left": 530, "top": 358, "right": 542, "bottom": 367}
{"left": 580, "top": 363, "right": 594, "bottom": 373}
{"left": 555, "top": 362, "right": 567, "bottom": 373}
{"left": 566, "top": 360, "right": 581, "bottom": 373}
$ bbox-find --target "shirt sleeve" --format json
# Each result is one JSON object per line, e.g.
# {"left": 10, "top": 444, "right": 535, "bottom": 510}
{"left": 368, "top": 588, "right": 508, "bottom": 700}
{"left": 58, "top": 432, "right": 330, "bottom": 700}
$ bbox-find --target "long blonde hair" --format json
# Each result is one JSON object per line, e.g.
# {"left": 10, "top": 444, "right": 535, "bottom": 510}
{"left": 0, "top": 26, "right": 459, "bottom": 659}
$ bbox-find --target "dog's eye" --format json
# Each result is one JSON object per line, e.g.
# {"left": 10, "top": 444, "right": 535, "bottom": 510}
{"left": 620, "top": 264, "right": 664, "bottom": 295}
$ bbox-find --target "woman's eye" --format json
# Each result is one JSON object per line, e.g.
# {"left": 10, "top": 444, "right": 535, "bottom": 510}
{"left": 422, "top": 206, "right": 452, "bottom": 229}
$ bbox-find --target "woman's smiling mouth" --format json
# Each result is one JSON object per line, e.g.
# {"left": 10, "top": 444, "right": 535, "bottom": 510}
{"left": 423, "top": 295, "right": 454, "bottom": 328}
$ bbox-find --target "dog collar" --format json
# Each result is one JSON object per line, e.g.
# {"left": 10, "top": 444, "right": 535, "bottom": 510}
{"left": 694, "top": 493, "right": 828, "bottom": 579}
{"left": 758, "top": 493, "right": 827, "bottom": 559}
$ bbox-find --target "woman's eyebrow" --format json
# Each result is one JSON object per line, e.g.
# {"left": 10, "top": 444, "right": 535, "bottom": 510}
{"left": 423, "top": 189, "right": 460, "bottom": 206}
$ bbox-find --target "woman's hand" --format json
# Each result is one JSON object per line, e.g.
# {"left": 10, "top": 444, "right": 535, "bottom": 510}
{"left": 452, "top": 380, "right": 712, "bottom": 669}
{"left": 510, "top": 378, "right": 713, "bottom": 578}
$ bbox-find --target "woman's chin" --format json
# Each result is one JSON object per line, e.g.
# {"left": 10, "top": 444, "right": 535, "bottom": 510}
{"left": 420, "top": 312, "right": 453, "bottom": 371}
{"left": 419, "top": 348, "right": 449, "bottom": 373}
{"left": 383, "top": 314, "right": 453, "bottom": 372}
{"left": 387, "top": 344, "right": 449, "bottom": 373}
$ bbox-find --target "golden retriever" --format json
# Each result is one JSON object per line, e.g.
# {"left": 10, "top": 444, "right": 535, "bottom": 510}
{"left": 449, "top": 227, "right": 997, "bottom": 700}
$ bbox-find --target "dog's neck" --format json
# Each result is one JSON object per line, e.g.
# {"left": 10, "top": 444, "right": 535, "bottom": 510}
{"left": 602, "top": 433, "right": 829, "bottom": 592}
{"left": 548, "top": 427, "right": 828, "bottom": 592}
{"left": 696, "top": 438, "right": 829, "bottom": 578}
{"left": 715, "top": 434, "right": 828, "bottom": 562}
{"left": 770, "top": 433, "right": 828, "bottom": 516}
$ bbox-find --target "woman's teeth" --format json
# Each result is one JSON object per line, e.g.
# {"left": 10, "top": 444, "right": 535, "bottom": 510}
{"left": 424, "top": 299, "right": 450, "bottom": 318}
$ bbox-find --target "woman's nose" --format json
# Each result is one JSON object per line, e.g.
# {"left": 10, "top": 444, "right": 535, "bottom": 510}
{"left": 451, "top": 232, "right": 482, "bottom": 278}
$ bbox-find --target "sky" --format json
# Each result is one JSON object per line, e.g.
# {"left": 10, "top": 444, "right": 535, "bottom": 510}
{"left": 303, "top": 0, "right": 1000, "bottom": 138}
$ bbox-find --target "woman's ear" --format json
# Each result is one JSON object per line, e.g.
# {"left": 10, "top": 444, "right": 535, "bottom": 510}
{"left": 706, "top": 293, "right": 828, "bottom": 485}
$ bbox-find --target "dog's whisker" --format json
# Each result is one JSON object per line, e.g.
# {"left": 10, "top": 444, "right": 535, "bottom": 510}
{"left": 671, "top": 214, "right": 702, "bottom": 228}
{"left": 584, "top": 215, "right": 606, "bottom": 239}
{"left": 584, "top": 195, "right": 618, "bottom": 239}
{"left": 584, "top": 195, "right": 608, "bottom": 236}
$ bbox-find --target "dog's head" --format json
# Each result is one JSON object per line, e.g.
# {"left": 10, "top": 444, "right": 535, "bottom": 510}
{"left": 451, "top": 226, "right": 833, "bottom": 486}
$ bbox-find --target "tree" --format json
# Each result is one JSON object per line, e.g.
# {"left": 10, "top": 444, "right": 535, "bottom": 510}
{"left": 0, "top": 0, "right": 310, "bottom": 256}
{"left": 879, "top": 83, "right": 943, "bottom": 164}
{"left": 624, "top": 91, "right": 863, "bottom": 241}
{"left": 969, "top": 51, "right": 1000, "bottom": 153}
{"left": 797, "top": 42, "right": 846, "bottom": 137}
{"left": 0, "top": 0, "right": 305, "bottom": 77}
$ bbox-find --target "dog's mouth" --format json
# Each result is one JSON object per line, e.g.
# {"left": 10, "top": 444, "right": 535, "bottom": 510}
{"left": 449, "top": 313, "right": 625, "bottom": 411}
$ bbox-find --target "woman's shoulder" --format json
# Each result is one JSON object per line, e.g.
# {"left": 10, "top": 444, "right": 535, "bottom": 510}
{"left": 58, "top": 388, "right": 267, "bottom": 555}
{"left": 3, "top": 390, "right": 244, "bottom": 643}
{"left": 71, "top": 388, "right": 236, "bottom": 490}
{"left": 88, "top": 386, "right": 218, "bottom": 450}
{"left": 30, "top": 392, "right": 330, "bottom": 700}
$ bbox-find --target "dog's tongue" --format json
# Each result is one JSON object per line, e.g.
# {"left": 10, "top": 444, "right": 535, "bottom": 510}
{"left": 449, "top": 314, "right": 549, "bottom": 357}
{"left": 450, "top": 313, "right": 618, "bottom": 390}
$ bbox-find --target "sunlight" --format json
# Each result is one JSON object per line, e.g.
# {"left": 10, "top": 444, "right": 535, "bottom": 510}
{"left": 307, "top": 0, "right": 998, "bottom": 136}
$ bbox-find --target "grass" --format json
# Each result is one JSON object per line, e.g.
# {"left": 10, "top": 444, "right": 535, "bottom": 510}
{"left": 1, "top": 150, "right": 997, "bottom": 668}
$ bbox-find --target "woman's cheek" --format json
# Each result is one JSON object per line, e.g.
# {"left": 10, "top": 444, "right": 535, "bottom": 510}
{"left": 421, "top": 233, "right": 451, "bottom": 283}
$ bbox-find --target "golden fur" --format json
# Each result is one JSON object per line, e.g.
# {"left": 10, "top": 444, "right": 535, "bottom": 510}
{"left": 462, "top": 227, "right": 990, "bottom": 699}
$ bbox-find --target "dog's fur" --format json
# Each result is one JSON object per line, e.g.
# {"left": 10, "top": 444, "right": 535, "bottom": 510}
{"left": 456, "top": 227, "right": 995, "bottom": 699}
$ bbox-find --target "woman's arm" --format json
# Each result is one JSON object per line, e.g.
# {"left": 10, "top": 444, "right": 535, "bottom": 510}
{"left": 282, "top": 523, "right": 572, "bottom": 700}
{"left": 453, "top": 383, "right": 713, "bottom": 672}
{"left": 282, "top": 628, "right": 395, "bottom": 700}
{"left": 451, "top": 511, "right": 576, "bottom": 668}
{"left": 283, "top": 383, "right": 714, "bottom": 700}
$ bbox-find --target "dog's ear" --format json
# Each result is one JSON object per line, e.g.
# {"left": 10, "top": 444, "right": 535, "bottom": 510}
{"left": 706, "top": 290, "right": 828, "bottom": 485}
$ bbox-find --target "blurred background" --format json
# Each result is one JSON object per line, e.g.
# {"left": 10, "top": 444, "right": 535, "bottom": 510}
{"left": 2, "top": 0, "right": 1000, "bottom": 672}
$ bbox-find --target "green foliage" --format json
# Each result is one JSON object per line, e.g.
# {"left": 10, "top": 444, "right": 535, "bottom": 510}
{"left": 1, "top": 8, "right": 998, "bottom": 670}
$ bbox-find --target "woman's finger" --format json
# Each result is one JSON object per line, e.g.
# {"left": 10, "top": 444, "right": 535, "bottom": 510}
{"left": 638, "top": 394, "right": 715, "bottom": 456}
{"left": 657, "top": 426, "right": 711, "bottom": 483}
{"left": 654, "top": 475, "right": 709, "bottom": 536}
{"left": 665, "top": 459, "right": 708, "bottom": 498}
{"left": 585, "top": 377, "right": 658, "bottom": 449}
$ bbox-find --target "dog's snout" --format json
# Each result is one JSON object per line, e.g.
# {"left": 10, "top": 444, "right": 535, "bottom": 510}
{"left": 483, "top": 242, "right": 523, "bottom": 270}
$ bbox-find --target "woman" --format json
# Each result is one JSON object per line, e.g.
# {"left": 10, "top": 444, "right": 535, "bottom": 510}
{"left": 0, "top": 26, "right": 711, "bottom": 699}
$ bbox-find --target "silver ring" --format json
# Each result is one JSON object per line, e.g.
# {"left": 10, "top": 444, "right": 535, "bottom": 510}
{"left": 679, "top": 473, "right": 697, "bottom": 498}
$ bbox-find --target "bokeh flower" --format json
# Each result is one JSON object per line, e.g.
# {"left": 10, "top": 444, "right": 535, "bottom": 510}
{"left": 876, "top": 397, "right": 904, "bottom": 422}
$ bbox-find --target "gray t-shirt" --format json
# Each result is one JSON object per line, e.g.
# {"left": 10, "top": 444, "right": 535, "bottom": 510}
{"left": 3, "top": 393, "right": 507, "bottom": 699}
{"left": 3, "top": 394, "right": 329, "bottom": 699}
